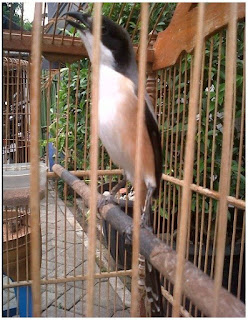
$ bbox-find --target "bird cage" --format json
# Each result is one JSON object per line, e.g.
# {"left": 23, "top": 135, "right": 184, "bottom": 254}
{"left": 3, "top": 57, "right": 30, "bottom": 164}
{"left": 2, "top": 2, "right": 245, "bottom": 318}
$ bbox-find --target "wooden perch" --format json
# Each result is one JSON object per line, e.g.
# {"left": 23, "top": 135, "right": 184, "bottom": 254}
{"left": 52, "top": 164, "right": 245, "bottom": 317}
{"left": 153, "top": 3, "right": 245, "bottom": 70}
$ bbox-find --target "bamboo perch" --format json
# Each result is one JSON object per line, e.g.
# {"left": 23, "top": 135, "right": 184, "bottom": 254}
{"left": 52, "top": 163, "right": 245, "bottom": 318}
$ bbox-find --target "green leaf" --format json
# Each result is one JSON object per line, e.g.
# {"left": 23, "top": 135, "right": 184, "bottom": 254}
{"left": 236, "top": 74, "right": 243, "bottom": 88}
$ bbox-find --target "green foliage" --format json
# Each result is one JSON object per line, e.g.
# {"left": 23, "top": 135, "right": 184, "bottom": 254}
{"left": 40, "top": 5, "right": 245, "bottom": 228}
{"left": 159, "top": 21, "right": 245, "bottom": 232}
{"left": 49, "top": 59, "right": 91, "bottom": 171}
{"left": 3, "top": 3, "right": 32, "bottom": 31}
{"left": 89, "top": 3, "right": 177, "bottom": 43}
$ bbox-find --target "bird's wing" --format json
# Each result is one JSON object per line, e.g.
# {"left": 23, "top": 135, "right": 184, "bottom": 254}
{"left": 144, "top": 94, "right": 162, "bottom": 197}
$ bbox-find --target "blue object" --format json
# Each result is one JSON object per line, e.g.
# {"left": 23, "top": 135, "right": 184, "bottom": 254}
{"left": 2, "top": 307, "right": 17, "bottom": 317}
{"left": 48, "top": 141, "right": 64, "bottom": 171}
{"left": 14, "top": 285, "right": 33, "bottom": 317}
{"left": 3, "top": 276, "right": 33, "bottom": 317}
{"left": 48, "top": 142, "right": 56, "bottom": 171}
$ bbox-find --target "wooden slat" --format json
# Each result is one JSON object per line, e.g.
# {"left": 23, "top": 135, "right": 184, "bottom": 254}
{"left": 153, "top": 3, "right": 245, "bottom": 70}
{"left": 212, "top": 4, "right": 238, "bottom": 316}
{"left": 3, "top": 30, "right": 87, "bottom": 63}
{"left": 3, "top": 30, "right": 154, "bottom": 63}
{"left": 172, "top": 3, "right": 205, "bottom": 316}
{"left": 30, "top": 3, "right": 42, "bottom": 316}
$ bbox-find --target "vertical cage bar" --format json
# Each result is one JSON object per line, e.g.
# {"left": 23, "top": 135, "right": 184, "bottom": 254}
{"left": 154, "top": 69, "right": 163, "bottom": 236}
{"left": 174, "top": 57, "right": 182, "bottom": 182}
{"left": 194, "top": 49, "right": 204, "bottom": 271}
{"left": 125, "top": 3, "right": 137, "bottom": 29}
{"left": 42, "top": 2, "right": 47, "bottom": 38}
{"left": 9, "top": 3, "right": 13, "bottom": 40}
{"left": 212, "top": 3, "right": 238, "bottom": 316}
{"left": 54, "top": 63, "right": 61, "bottom": 317}
{"left": 229, "top": 26, "right": 245, "bottom": 297}
{"left": 86, "top": 3, "right": 102, "bottom": 317}
{"left": 206, "top": 32, "right": 223, "bottom": 278}
{"left": 169, "top": 67, "right": 176, "bottom": 251}
{"left": 236, "top": 46, "right": 245, "bottom": 300}
{"left": 131, "top": 3, "right": 149, "bottom": 317}
{"left": 116, "top": 3, "right": 127, "bottom": 23}
{"left": 26, "top": 61, "right": 31, "bottom": 162}
{"left": 15, "top": 56, "right": 21, "bottom": 163}
{"left": 20, "top": 3, "right": 24, "bottom": 39}
{"left": 83, "top": 63, "right": 91, "bottom": 171}
{"left": 45, "top": 62, "right": 52, "bottom": 317}
{"left": 108, "top": 3, "right": 116, "bottom": 17}
{"left": 165, "top": 68, "right": 171, "bottom": 249}
{"left": 131, "top": 11, "right": 141, "bottom": 42}
{"left": 178, "top": 56, "right": 188, "bottom": 181}
{"left": 20, "top": 61, "right": 24, "bottom": 163}
{"left": 30, "top": 3, "right": 42, "bottom": 317}
{"left": 172, "top": 3, "right": 205, "bottom": 317}
{"left": 136, "top": 3, "right": 156, "bottom": 53}
{"left": 52, "top": 3, "right": 61, "bottom": 44}
{"left": 61, "top": 3, "right": 73, "bottom": 45}
{"left": 237, "top": 212, "right": 245, "bottom": 299}
{"left": 148, "top": 3, "right": 167, "bottom": 45}
{"left": 5, "top": 55, "right": 10, "bottom": 164}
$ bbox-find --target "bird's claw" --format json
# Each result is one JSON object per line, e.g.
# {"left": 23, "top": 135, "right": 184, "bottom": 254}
{"left": 123, "top": 225, "right": 133, "bottom": 245}
{"left": 141, "top": 211, "right": 153, "bottom": 233}
{"left": 123, "top": 212, "right": 153, "bottom": 246}
{"left": 97, "top": 194, "right": 117, "bottom": 210}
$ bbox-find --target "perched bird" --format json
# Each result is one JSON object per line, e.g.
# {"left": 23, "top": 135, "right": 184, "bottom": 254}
{"left": 65, "top": 12, "right": 163, "bottom": 317}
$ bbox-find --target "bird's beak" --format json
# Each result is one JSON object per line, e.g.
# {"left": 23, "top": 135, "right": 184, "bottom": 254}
{"left": 63, "top": 12, "right": 92, "bottom": 32}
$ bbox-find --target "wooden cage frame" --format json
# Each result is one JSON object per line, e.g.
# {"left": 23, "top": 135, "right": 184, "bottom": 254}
{"left": 2, "top": 2, "right": 245, "bottom": 318}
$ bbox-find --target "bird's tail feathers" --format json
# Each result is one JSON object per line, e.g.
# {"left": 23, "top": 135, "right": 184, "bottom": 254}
{"left": 145, "top": 260, "right": 164, "bottom": 317}
{"left": 143, "top": 196, "right": 164, "bottom": 316}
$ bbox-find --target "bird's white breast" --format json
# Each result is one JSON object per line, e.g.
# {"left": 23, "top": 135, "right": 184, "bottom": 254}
{"left": 98, "top": 65, "right": 135, "bottom": 172}
{"left": 99, "top": 66, "right": 122, "bottom": 124}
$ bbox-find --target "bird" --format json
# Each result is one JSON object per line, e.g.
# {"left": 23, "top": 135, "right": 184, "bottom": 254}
{"left": 65, "top": 12, "right": 164, "bottom": 317}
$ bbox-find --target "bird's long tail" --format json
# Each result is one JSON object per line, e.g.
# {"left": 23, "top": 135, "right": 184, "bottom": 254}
{"left": 145, "top": 259, "right": 164, "bottom": 316}
{"left": 140, "top": 183, "right": 164, "bottom": 317}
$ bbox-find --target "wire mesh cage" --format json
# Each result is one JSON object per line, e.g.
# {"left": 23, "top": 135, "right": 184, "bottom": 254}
{"left": 2, "top": 2, "right": 245, "bottom": 318}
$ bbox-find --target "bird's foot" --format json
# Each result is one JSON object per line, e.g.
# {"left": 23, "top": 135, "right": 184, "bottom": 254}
{"left": 123, "top": 213, "right": 153, "bottom": 246}
{"left": 123, "top": 224, "right": 133, "bottom": 245}
{"left": 140, "top": 211, "right": 153, "bottom": 233}
{"left": 97, "top": 194, "right": 117, "bottom": 210}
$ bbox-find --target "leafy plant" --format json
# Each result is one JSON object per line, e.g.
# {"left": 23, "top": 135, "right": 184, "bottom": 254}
{"left": 157, "top": 21, "right": 245, "bottom": 243}
{"left": 3, "top": 3, "right": 32, "bottom": 31}
{"left": 88, "top": 3, "right": 177, "bottom": 43}
{"left": 40, "top": 6, "right": 245, "bottom": 232}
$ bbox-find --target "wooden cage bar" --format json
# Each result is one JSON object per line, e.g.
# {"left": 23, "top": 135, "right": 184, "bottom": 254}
{"left": 130, "top": 3, "right": 149, "bottom": 317}
{"left": 86, "top": 3, "right": 102, "bottom": 317}
{"left": 213, "top": 3, "right": 238, "bottom": 316}
{"left": 172, "top": 3, "right": 205, "bottom": 317}
{"left": 29, "top": 3, "right": 43, "bottom": 316}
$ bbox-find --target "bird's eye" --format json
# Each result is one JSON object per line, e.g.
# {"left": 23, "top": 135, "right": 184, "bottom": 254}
{"left": 102, "top": 25, "right": 107, "bottom": 35}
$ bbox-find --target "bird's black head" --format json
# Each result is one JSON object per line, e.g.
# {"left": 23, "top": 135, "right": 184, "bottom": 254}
{"left": 65, "top": 12, "right": 137, "bottom": 83}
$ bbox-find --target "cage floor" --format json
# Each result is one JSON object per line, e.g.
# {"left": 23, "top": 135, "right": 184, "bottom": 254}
{"left": 3, "top": 182, "right": 131, "bottom": 317}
